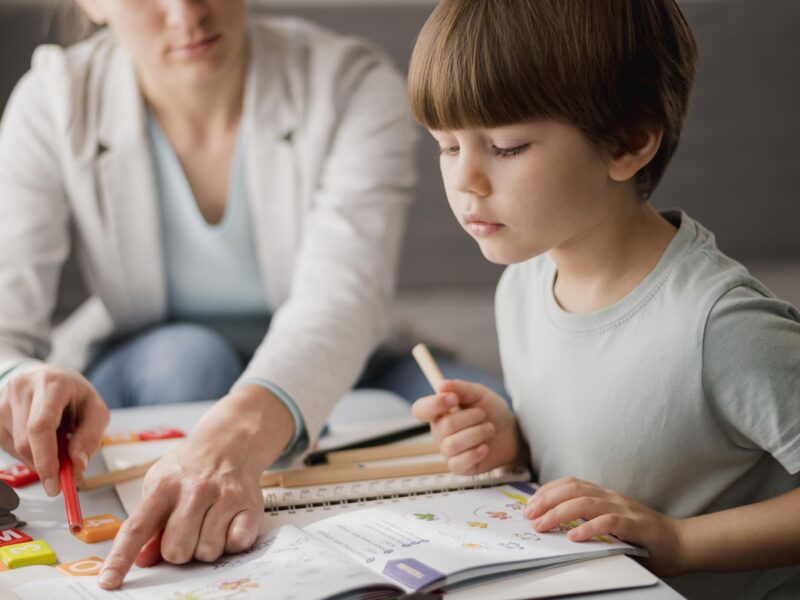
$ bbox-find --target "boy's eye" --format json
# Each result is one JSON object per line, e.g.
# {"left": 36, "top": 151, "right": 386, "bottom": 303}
{"left": 438, "top": 145, "right": 460, "bottom": 157}
{"left": 491, "top": 143, "right": 530, "bottom": 158}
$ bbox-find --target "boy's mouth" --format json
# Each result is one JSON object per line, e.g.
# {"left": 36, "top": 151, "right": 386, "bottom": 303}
{"left": 464, "top": 216, "right": 505, "bottom": 238}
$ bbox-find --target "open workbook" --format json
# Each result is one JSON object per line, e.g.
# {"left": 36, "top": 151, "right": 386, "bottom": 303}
{"left": 15, "top": 483, "right": 647, "bottom": 600}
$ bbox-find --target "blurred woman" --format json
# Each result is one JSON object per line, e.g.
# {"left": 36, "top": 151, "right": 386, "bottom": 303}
{"left": 0, "top": 0, "right": 416, "bottom": 588}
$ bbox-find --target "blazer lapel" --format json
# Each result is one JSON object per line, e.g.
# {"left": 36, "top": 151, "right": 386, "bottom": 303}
{"left": 244, "top": 27, "right": 299, "bottom": 309}
{"left": 95, "top": 47, "right": 166, "bottom": 331}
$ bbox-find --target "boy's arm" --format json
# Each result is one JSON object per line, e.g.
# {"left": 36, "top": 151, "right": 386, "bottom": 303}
{"left": 687, "top": 285, "right": 800, "bottom": 571}
{"left": 677, "top": 487, "right": 800, "bottom": 572}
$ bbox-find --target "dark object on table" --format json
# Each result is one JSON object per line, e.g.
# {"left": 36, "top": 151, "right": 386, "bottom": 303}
{"left": 0, "top": 480, "right": 25, "bottom": 529}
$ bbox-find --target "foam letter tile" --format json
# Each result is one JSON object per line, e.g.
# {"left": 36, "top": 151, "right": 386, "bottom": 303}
{"left": 139, "top": 426, "right": 185, "bottom": 441}
{"left": 76, "top": 514, "right": 123, "bottom": 544}
{"left": 101, "top": 431, "right": 140, "bottom": 446}
{"left": 0, "top": 464, "right": 39, "bottom": 488}
{"left": 0, "top": 540, "right": 57, "bottom": 568}
{"left": 57, "top": 556, "right": 104, "bottom": 577}
{"left": 0, "top": 528, "right": 33, "bottom": 548}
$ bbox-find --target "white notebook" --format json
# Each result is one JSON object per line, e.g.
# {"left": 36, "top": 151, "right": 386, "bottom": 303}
{"left": 15, "top": 483, "right": 651, "bottom": 600}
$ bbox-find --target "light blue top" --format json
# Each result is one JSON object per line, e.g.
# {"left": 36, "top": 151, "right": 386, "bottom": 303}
{"left": 148, "top": 113, "right": 307, "bottom": 458}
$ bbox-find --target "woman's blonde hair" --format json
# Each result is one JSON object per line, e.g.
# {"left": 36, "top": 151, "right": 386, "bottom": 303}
{"left": 49, "top": 2, "right": 97, "bottom": 45}
{"left": 408, "top": 0, "right": 699, "bottom": 199}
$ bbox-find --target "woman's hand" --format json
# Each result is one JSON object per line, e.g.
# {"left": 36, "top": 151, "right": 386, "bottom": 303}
{"left": 525, "top": 477, "right": 685, "bottom": 577}
{"left": 0, "top": 365, "right": 109, "bottom": 494}
{"left": 97, "top": 385, "right": 294, "bottom": 590}
{"left": 412, "top": 379, "right": 525, "bottom": 475}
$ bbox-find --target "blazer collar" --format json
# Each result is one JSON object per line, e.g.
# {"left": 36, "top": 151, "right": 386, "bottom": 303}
{"left": 242, "top": 22, "right": 300, "bottom": 307}
{"left": 94, "top": 43, "right": 166, "bottom": 330}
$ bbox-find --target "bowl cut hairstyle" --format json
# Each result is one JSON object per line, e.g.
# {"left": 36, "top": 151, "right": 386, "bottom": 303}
{"left": 408, "top": 0, "right": 699, "bottom": 199}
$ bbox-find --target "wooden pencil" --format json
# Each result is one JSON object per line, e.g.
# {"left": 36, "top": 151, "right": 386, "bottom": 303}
{"left": 78, "top": 458, "right": 159, "bottom": 491}
{"left": 278, "top": 459, "right": 449, "bottom": 488}
{"left": 325, "top": 440, "right": 440, "bottom": 465}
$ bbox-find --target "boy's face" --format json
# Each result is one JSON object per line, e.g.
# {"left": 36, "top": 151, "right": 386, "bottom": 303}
{"left": 431, "top": 121, "right": 623, "bottom": 265}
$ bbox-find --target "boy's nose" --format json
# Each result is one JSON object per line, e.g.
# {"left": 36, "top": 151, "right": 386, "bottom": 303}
{"left": 163, "top": 0, "right": 209, "bottom": 30}
{"left": 452, "top": 156, "right": 491, "bottom": 198}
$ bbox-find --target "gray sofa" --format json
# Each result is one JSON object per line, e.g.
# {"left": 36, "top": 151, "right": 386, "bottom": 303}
{"left": 1, "top": 0, "right": 799, "bottom": 375}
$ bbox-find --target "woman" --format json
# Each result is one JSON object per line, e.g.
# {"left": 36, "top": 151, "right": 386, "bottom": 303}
{"left": 0, "top": 0, "right": 419, "bottom": 588}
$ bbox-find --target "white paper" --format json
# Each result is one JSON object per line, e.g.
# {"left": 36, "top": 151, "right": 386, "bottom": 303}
{"left": 304, "top": 484, "right": 643, "bottom": 593}
{"left": 444, "top": 554, "right": 657, "bottom": 599}
{"left": 15, "top": 525, "right": 397, "bottom": 600}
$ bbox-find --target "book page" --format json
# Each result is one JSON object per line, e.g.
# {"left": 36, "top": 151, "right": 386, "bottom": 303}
{"left": 304, "top": 483, "right": 645, "bottom": 594}
{"left": 15, "top": 525, "right": 399, "bottom": 600}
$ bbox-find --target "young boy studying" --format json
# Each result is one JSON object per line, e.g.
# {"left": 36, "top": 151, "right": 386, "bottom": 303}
{"left": 407, "top": 1, "right": 800, "bottom": 599}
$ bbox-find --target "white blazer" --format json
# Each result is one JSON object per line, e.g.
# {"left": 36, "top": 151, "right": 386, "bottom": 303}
{"left": 0, "top": 17, "right": 418, "bottom": 449}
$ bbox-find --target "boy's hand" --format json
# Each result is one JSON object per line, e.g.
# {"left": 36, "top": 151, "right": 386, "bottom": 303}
{"left": 525, "top": 477, "right": 685, "bottom": 577}
{"left": 412, "top": 379, "right": 522, "bottom": 475}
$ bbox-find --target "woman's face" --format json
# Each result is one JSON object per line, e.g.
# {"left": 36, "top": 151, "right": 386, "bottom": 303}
{"left": 76, "top": 0, "right": 247, "bottom": 86}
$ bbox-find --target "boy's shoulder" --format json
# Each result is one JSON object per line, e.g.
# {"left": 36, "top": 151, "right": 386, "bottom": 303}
{"left": 495, "top": 210, "right": 796, "bottom": 330}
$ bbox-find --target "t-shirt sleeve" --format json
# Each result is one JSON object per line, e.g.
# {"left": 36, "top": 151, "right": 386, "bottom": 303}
{"left": 703, "top": 285, "right": 800, "bottom": 474}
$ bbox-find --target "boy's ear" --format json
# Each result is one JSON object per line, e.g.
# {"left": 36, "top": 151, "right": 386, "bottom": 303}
{"left": 74, "top": 0, "right": 107, "bottom": 25}
{"left": 607, "top": 129, "right": 664, "bottom": 183}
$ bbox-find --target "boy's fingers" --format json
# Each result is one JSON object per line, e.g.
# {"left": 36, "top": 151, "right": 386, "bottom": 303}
{"left": 531, "top": 497, "right": 613, "bottom": 532}
{"left": 438, "top": 379, "right": 492, "bottom": 407}
{"left": 568, "top": 514, "right": 635, "bottom": 544}
{"left": 527, "top": 477, "right": 594, "bottom": 516}
{"left": 440, "top": 422, "right": 495, "bottom": 458}
{"left": 448, "top": 443, "right": 490, "bottom": 475}
{"left": 432, "top": 408, "right": 487, "bottom": 441}
{"left": 412, "top": 393, "right": 457, "bottom": 422}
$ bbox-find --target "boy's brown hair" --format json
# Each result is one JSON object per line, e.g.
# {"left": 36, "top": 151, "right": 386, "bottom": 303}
{"left": 408, "top": 0, "right": 699, "bottom": 199}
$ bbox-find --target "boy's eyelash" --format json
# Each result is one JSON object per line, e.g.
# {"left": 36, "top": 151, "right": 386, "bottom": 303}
{"left": 491, "top": 144, "right": 530, "bottom": 158}
{"left": 436, "top": 144, "right": 531, "bottom": 158}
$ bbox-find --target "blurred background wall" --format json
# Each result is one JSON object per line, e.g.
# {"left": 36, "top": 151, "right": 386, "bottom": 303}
{"left": 1, "top": 0, "right": 798, "bottom": 376}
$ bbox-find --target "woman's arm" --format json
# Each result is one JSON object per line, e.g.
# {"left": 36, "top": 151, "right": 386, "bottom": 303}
{"left": 237, "top": 39, "right": 418, "bottom": 450}
{"left": 0, "top": 67, "right": 70, "bottom": 373}
{"left": 0, "top": 58, "right": 110, "bottom": 493}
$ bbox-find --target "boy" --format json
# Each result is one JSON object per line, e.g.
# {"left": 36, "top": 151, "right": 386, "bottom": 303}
{"left": 408, "top": 1, "right": 800, "bottom": 598}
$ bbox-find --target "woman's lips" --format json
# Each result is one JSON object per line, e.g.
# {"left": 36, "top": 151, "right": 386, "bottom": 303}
{"left": 172, "top": 34, "right": 221, "bottom": 59}
{"left": 465, "top": 219, "right": 505, "bottom": 237}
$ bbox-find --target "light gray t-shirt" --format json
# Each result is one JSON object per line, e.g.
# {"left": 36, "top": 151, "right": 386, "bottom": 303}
{"left": 496, "top": 210, "right": 800, "bottom": 599}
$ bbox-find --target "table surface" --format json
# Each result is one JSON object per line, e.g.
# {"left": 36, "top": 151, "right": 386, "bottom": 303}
{"left": 1, "top": 393, "right": 684, "bottom": 599}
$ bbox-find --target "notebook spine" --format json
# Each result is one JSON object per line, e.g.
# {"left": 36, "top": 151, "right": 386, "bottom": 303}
{"left": 264, "top": 466, "right": 530, "bottom": 515}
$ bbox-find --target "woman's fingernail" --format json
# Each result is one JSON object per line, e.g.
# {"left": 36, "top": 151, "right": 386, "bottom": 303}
{"left": 97, "top": 569, "right": 117, "bottom": 588}
{"left": 78, "top": 451, "right": 89, "bottom": 470}
{"left": 532, "top": 517, "right": 544, "bottom": 528}
{"left": 43, "top": 478, "right": 58, "bottom": 496}
{"left": 483, "top": 422, "right": 495, "bottom": 435}
{"left": 446, "top": 394, "right": 458, "bottom": 406}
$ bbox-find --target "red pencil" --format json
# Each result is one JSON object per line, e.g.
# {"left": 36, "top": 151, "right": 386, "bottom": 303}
{"left": 57, "top": 428, "right": 84, "bottom": 534}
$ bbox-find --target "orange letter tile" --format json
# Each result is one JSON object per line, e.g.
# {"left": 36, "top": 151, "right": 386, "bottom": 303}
{"left": 75, "top": 514, "right": 123, "bottom": 544}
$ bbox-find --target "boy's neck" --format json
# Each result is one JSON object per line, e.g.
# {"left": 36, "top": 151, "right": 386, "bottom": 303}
{"left": 550, "top": 201, "right": 677, "bottom": 314}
